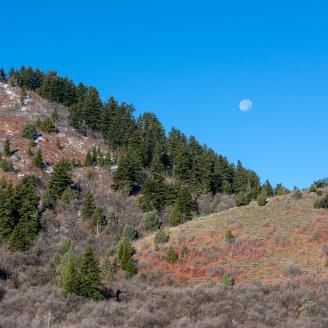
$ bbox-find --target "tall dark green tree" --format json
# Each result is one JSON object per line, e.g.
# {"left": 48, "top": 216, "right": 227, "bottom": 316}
{"left": 169, "top": 186, "right": 195, "bottom": 226}
{"left": 116, "top": 237, "right": 137, "bottom": 274}
{"left": 32, "top": 148, "right": 43, "bottom": 169}
{"left": 112, "top": 150, "right": 142, "bottom": 194}
{"left": 79, "top": 247, "right": 104, "bottom": 300}
{"left": 82, "top": 87, "right": 102, "bottom": 130}
{"left": 82, "top": 190, "right": 96, "bottom": 220}
{"left": 47, "top": 159, "right": 73, "bottom": 200}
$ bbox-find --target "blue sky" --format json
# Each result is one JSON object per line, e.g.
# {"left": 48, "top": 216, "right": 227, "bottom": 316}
{"left": 2, "top": 0, "right": 328, "bottom": 188}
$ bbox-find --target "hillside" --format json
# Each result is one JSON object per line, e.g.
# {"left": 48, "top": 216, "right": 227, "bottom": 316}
{"left": 135, "top": 191, "right": 328, "bottom": 285}
{"left": 0, "top": 72, "right": 328, "bottom": 328}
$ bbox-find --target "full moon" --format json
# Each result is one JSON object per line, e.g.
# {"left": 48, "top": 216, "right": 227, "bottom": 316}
{"left": 239, "top": 99, "right": 253, "bottom": 112}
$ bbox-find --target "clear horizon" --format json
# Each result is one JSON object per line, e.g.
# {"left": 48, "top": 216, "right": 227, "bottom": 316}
{"left": 2, "top": 0, "right": 328, "bottom": 189}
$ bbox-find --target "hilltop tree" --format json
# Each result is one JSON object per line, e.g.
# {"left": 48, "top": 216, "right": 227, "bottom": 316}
{"left": 32, "top": 148, "right": 43, "bottom": 169}
{"left": 3, "top": 138, "right": 10, "bottom": 156}
{"left": 47, "top": 159, "right": 72, "bottom": 200}
{"left": 82, "top": 87, "right": 102, "bottom": 130}
{"left": 263, "top": 180, "right": 274, "bottom": 196}
{"left": 82, "top": 190, "right": 96, "bottom": 220}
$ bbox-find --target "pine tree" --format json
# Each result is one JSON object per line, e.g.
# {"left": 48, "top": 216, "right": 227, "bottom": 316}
{"left": 82, "top": 88, "right": 102, "bottom": 130}
{"left": 112, "top": 150, "right": 142, "bottom": 194}
{"left": 0, "top": 68, "right": 6, "bottom": 82}
{"left": 91, "top": 207, "right": 106, "bottom": 236}
{"left": 56, "top": 246, "right": 82, "bottom": 297}
{"left": 47, "top": 159, "right": 72, "bottom": 200}
{"left": 79, "top": 247, "right": 104, "bottom": 300}
{"left": 0, "top": 184, "right": 16, "bottom": 240}
{"left": 82, "top": 190, "right": 96, "bottom": 220}
{"left": 116, "top": 237, "right": 137, "bottom": 274}
{"left": 173, "top": 142, "right": 192, "bottom": 183}
{"left": 139, "top": 174, "right": 168, "bottom": 212}
{"left": 263, "top": 180, "right": 274, "bottom": 196}
{"left": 32, "top": 148, "right": 43, "bottom": 169}
{"left": 169, "top": 186, "right": 195, "bottom": 226}
{"left": 3, "top": 138, "right": 10, "bottom": 156}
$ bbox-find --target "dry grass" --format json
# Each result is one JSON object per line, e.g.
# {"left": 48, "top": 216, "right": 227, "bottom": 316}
{"left": 135, "top": 192, "right": 328, "bottom": 285}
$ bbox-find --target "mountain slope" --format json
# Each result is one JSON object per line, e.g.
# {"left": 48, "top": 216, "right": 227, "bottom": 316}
{"left": 135, "top": 191, "right": 328, "bottom": 285}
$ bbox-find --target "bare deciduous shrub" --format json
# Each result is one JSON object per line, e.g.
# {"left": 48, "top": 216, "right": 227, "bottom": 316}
{"left": 282, "top": 261, "right": 301, "bottom": 277}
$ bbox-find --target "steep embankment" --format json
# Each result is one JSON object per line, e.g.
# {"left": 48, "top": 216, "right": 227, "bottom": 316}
{"left": 135, "top": 191, "right": 328, "bottom": 285}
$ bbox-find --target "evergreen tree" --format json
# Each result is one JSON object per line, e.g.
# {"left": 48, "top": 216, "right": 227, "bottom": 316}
{"left": 173, "top": 142, "right": 192, "bottom": 183}
{"left": 112, "top": 150, "right": 142, "bottom": 194}
{"left": 56, "top": 246, "right": 82, "bottom": 297}
{"left": 82, "top": 88, "right": 102, "bottom": 130}
{"left": 47, "top": 159, "right": 72, "bottom": 200}
{"left": 3, "top": 138, "right": 10, "bottom": 156}
{"left": 0, "top": 68, "right": 6, "bottom": 82}
{"left": 32, "top": 148, "right": 43, "bottom": 169}
{"left": 91, "top": 207, "right": 106, "bottom": 236}
{"left": 0, "top": 184, "right": 16, "bottom": 240}
{"left": 138, "top": 174, "right": 168, "bottom": 212}
{"left": 79, "top": 247, "right": 104, "bottom": 300}
{"left": 84, "top": 150, "right": 93, "bottom": 167}
{"left": 169, "top": 186, "right": 195, "bottom": 226}
{"left": 263, "top": 180, "right": 274, "bottom": 196}
{"left": 137, "top": 112, "right": 166, "bottom": 166}
{"left": 82, "top": 190, "right": 96, "bottom": 220}
{"left": 102, "top": 101, "right": 136, "bottom": 150}
{"left": 116, "top": 237, "right": 137, "bottom": 274}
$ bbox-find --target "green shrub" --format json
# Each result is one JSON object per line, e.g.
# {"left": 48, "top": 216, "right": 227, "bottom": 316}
{"left": 116, "top": 237, "right": 137, "bottom": 274}
{"left": 123, "top": 226, "right": 139, "bottom": 241}
{"left": 316, "top": 190, "right": 323, "bottom": 196}
{"left": 257, "top": 193, "right": 267, "bottom": 206}
{"left": 142, "top": 210, "right": 160, "bottom": 231}
{"left": 225, "top": 230, "right": 236, "bottom": 244}
{"left": 154, "top": 229, "right": 169, "bottom": 245}
{"left": 309, "top": 184, "right": 317, "bottom": 193}
{"left": 235, "top": 191, "right": 252, "bottom": 207}
{"left": 221, "top": 273, "right": 234, "bottom": 288}
{"left": 36, "top": 118, "right": 56, "bottom": 133}
{"left": 314, "top": 194, "right": 328, "bottom": 209}
{"left": 162, "top": 246, "right": 178, "bottom": 263}
{"left": 0, "top": 158, "right": 14, "bottom": 172}
{"left": 21, "top": 123, "right": 37, "bottom": 140}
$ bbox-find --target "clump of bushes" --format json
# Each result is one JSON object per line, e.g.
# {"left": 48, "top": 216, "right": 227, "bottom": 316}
{"left": 21, "top": 123, "right": 37, "bottom": 140}
{"left": 0, "top": 157, "right": 14, "bottom": 172}
{"left": 314, "top": 194, "right": 328, "bottom": 209}
{"left": 257, "top": 193, "right": 267, "bottom": 206}
{"left": 162, "top": 246, "right": 178, "bottom": 263}
{"left": 235, "top": 191, "right": 252, "bottom": 207}
{"left": 36, "top": 117, "right": 56, "bottom": 133}
{"left": 142, "top": 210, "right": 161, "bottom": 231}
{"left": 154, "top": 229, "right": 169, "bottom": 245}
{"left": 123, "top": 226, "right": 139, "bottom": 241}
{"left": 225, "top": 230, "right": 236, "bottom": 244}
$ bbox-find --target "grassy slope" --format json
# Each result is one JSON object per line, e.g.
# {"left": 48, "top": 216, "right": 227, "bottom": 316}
{"left": 135, "top": 191, "right": 328, "bottom": 285}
